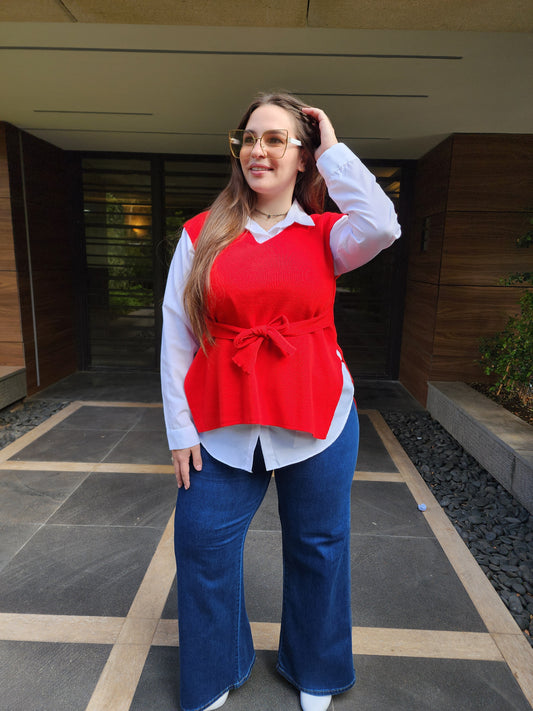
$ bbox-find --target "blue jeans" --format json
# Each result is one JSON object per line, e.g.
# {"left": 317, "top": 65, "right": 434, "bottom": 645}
{"left": 174, "top": 405, "right": 359, "bottom": 711}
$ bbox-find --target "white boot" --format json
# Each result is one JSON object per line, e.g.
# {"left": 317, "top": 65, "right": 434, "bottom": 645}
{"left": 300, "top": 691, "right": 332, "bottom": 711}
{"left": 205, "top": 690, "right": 229, "bottom": 710}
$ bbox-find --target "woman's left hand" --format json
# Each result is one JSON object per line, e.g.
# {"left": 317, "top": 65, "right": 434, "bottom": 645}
{"left": 301, "top": 106, "right": 338, "bottom": 160}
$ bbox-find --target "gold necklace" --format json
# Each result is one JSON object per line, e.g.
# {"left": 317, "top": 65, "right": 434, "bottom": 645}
{"left": 254, "top": 208, "right": 289, "bottom": 220}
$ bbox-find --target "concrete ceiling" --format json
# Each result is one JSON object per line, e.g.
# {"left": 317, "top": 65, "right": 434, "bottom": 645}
{"left": 0, "top": 1, "right": 532, "bottom": 159}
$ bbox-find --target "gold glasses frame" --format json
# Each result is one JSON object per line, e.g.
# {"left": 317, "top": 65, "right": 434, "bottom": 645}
{"left": 228, "top": 129, "right": 302, "bottom": 159}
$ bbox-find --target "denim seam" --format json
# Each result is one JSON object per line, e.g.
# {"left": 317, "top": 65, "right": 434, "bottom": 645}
{"left": 183, "top": 653, "right": 256, "bottom": 711}
{"left": 235, "top": 472, "right": 271, "bottom": 681}
{"left": 276, "top": 662, "right": 356, "bottom": 696}
{"left": 277, "top": 527, "right": 289, "bottom": 672}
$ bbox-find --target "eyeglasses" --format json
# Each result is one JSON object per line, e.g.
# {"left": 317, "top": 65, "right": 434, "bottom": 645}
{"left": 228, "top": 129, "right": 302, "bottom": 159}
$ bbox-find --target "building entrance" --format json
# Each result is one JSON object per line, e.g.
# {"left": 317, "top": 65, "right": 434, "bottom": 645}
{"left": 81, "top": 156, "right": 408, "bottom": 377}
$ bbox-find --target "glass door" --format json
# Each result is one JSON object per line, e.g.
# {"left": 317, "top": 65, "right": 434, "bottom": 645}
{"left": 82, "top": 158, "right": 155, "bottom": 368}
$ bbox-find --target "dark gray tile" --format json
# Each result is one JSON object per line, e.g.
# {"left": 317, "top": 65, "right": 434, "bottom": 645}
{"left": 130, "top": 645, "right": 180, "bottom": 711}
{"left": 0, "top": 469, "right": 89, "bottom": 523}
{"left": 228, "top": 650, "right": 300, "bottom": 710}
{"left": 9, "top": 427, "right": 126, "bottom": 462}
{"left": 250, "top": 477, "right": 281, "bottom": 532}
{"left": 356, "top": 414, "right": 398, "bottom": 472}
{"left": 351, "top": 481, "right": 434, "bottom": 537}
{"left": 335, "top": 656, "right": 533, "bottom": 710}
{"left": 163, "top": 533, "right": 285, "bottom": 623}
{"left": 48, "top": 471, "right": 176, "bottom": 528}
{"left": 54, "top": 405, "right": 144, "bottom": 430}
{"left": 0, "top": 641, "right": 111, "bottom": 711}
{"left": 244, "top": 530, "right": 283, "bottom": 623}
{"left": 350, "top": 534, "right": 487, "bottom": 631}
{"left": 0, "top": 524, "right": 162, "bottom": 616}
{"left": 31, "top": 371, "right": 162, "bottom": 403}
{"left": 354, "top": 380, "right": 424, "bottom": 413}
{"left": 161, "top": 576, "right": 177, "bottom": 619}
{"left": 132, "top": 407, "right": 166, "bottom": 431}
{"left": 102, "top": 428, "right": 170, "bottom": 464}
{"left": 0, "top": 523, "right": 40, "bottom": 572}
{"left": 131, "top": 648, "right": 301, "bottom": 711}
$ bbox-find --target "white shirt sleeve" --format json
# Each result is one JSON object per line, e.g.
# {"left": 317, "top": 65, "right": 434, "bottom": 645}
{"left": 316, "top": 142, "right": 402, "bottom": 276}
{"left": 160, "top": 228, "right": 201, "bottom": 450}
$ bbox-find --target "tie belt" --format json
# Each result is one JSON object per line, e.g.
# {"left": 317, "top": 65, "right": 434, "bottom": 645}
{"left": 207, "top": 312, "right": 333, "bottom": 374}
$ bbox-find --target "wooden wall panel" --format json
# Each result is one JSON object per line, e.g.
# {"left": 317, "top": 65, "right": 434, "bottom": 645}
{"left": 0, "top": 124, "right": 11, "bottom": 199}
{"left": 448, "top": 134, "right": 533, "bottom": 213}
{"left": 400, "top": 132, "right": 533, "bottom": 405}
{"left": 399, "top": 280, "right": 439, "bottom": 404}
{"left": 432, "top": 285, "right": 528, "bottom": 381}
{"left": 441, "top": 212, "right": 533, "bottom": 286}
{"left": 0, "top": 272, "right": 23, "bottom": 342}
{"left": 25, "top": 206, "right": 74, "bottom": 271}
{"left": 0, "top": 342, "right": 25, "bottom": 367}
{"left": 3, "top": 124, "right": 79, "bottom": 394}
{"left": 407, "top": 211, "right": 446, "bottom": 285}
{"left": 21, "top": 338, "right": 37, "bottom": 393}
{"left": 0, "top": 200, "right": 17, "bottom": 270}
{"left": 413, "top": 135, "right": 452, "bottom": 219}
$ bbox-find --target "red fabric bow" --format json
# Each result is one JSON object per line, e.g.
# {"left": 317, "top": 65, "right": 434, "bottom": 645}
{"left": 231, "top": 315, "right": 296, "bottom": 374}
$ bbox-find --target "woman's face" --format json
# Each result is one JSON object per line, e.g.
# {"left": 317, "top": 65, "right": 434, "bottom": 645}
{"left": 240, "top": 104, "right": 306, "bottom": 204}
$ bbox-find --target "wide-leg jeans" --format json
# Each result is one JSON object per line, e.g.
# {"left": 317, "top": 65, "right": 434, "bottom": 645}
{"left": 174, "top": 404, "right": 359, "bottom": 711}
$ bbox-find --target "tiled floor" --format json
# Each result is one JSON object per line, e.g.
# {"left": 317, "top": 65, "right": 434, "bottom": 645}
{"left": 0, "top": 375, "right": 532, "bottom": 710}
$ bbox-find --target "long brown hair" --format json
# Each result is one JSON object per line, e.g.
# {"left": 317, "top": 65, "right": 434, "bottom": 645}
{"left": 183, "top": 92, "right": 326, "bottom": 344}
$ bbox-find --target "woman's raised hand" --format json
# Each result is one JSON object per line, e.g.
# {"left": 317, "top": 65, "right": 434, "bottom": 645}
{"left": 171, "top": 444, "right": 202, "bottom": 489}
{"left": 301, "top": 106, "right": 338, "bottom": 160}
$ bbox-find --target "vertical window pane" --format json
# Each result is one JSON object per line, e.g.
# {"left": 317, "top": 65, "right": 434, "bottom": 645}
{"left": 334, "top": 167, "right": 402, "bottom": 377}
{"left": 82, "top": 159, "right": 154, "bottom": 368}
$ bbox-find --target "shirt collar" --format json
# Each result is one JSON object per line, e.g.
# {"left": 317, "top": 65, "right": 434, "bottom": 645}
{"left": 246, "top": 201, "right": 315, "bottom": 242}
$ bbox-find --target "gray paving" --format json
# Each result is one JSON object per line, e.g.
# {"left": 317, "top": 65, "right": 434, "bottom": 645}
{"left": 0, "top": 373, "right": 530, "bottom": 711}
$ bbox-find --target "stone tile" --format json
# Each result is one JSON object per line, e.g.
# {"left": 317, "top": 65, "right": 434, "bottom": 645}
{"left": 227, "top": 650, "right": 300, "bottom": 710}
{"left": 250, "top": 477, "right": 281, "bottom": 532}
{"left": 351, "top": 481, "right": 434, "bottom": 537}
{"left": 350, "top": 534, "right": 487, "bottom": 632}
{"left": 32, "top": 371, "right": 162, "bottom": 403}
{"left": 164, "top": 482, "right": 434, "bottom": 622}
{"left": 54, "top": 405, "right": 144, "bottom": 430}
{"left": 335, "top": 655, "right": 533, "bottom": 710}
{"left": 130, "top": 645, "right": 180, "bottom": 711}
{"left": 0, "top": 524, "right": 162, "bottom": 616}
{"left": 0, "top": 641, "right": 111, "bottom": 711}
{"left": 244, "top": 531, "right": 283, "bottom": 623}
{"left": 356, "top": 414, "right": 398, "bottom": 472}
{"left": 9, "top": 427, "right": 126, "bottom": 462}
{"left": 102, "top": 428, "right": 170, "bottom": 464}
{"left": 0, "top": 469, "right": 90, "bottom": 524}
{"left": 48, "top": 471, "right": 176, "bottom": 528}
{"left": 128, "top": 647, "right": 533, "bottom": 711}
{"left": 243, "top": 524, "right": 485, "bottom": 632}
{"left": 131, "top": 648, "right": 301, "bottom": 711}
{"left": 132, "top": 407, "right": 166, "bottom": 432}
{"left": 161, "top": 576, "right": 177, "bottom": 619}
{"left": 355, "top": 380, "right": 424, "bottom": 412}
{"left": 0, "top": 523, "right": 40, "bottom": 572}
{"left": 163, "top": 532, "right": 284, "bottom": 623}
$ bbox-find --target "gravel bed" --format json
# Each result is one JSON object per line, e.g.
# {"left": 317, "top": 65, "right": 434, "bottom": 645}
{"left": 1, "top": 399, "right": 532, "bottom": 647}
{"left": 383, "top": 411, "right": 533, "bottom": 648}
{"left": 0, "top": 399, "right": 68, "bottom": 449}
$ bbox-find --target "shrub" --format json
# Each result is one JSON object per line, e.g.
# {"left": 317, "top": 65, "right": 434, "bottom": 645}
{"left": 479, "top": 219, "right": 533, "bottom": 409}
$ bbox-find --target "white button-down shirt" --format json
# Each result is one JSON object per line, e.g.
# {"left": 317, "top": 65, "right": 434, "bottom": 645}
{"left": 161, "top": 143, "right": 401, "bottom": 472}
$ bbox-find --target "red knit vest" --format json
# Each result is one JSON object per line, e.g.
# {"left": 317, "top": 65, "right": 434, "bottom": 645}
{"left": 183, "top": 210, "right": 346, "bottom": 439}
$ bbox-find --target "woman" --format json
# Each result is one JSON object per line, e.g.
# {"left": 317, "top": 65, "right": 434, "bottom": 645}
{"left": 161, "top": 92, "right": 401, "bottom": 711}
